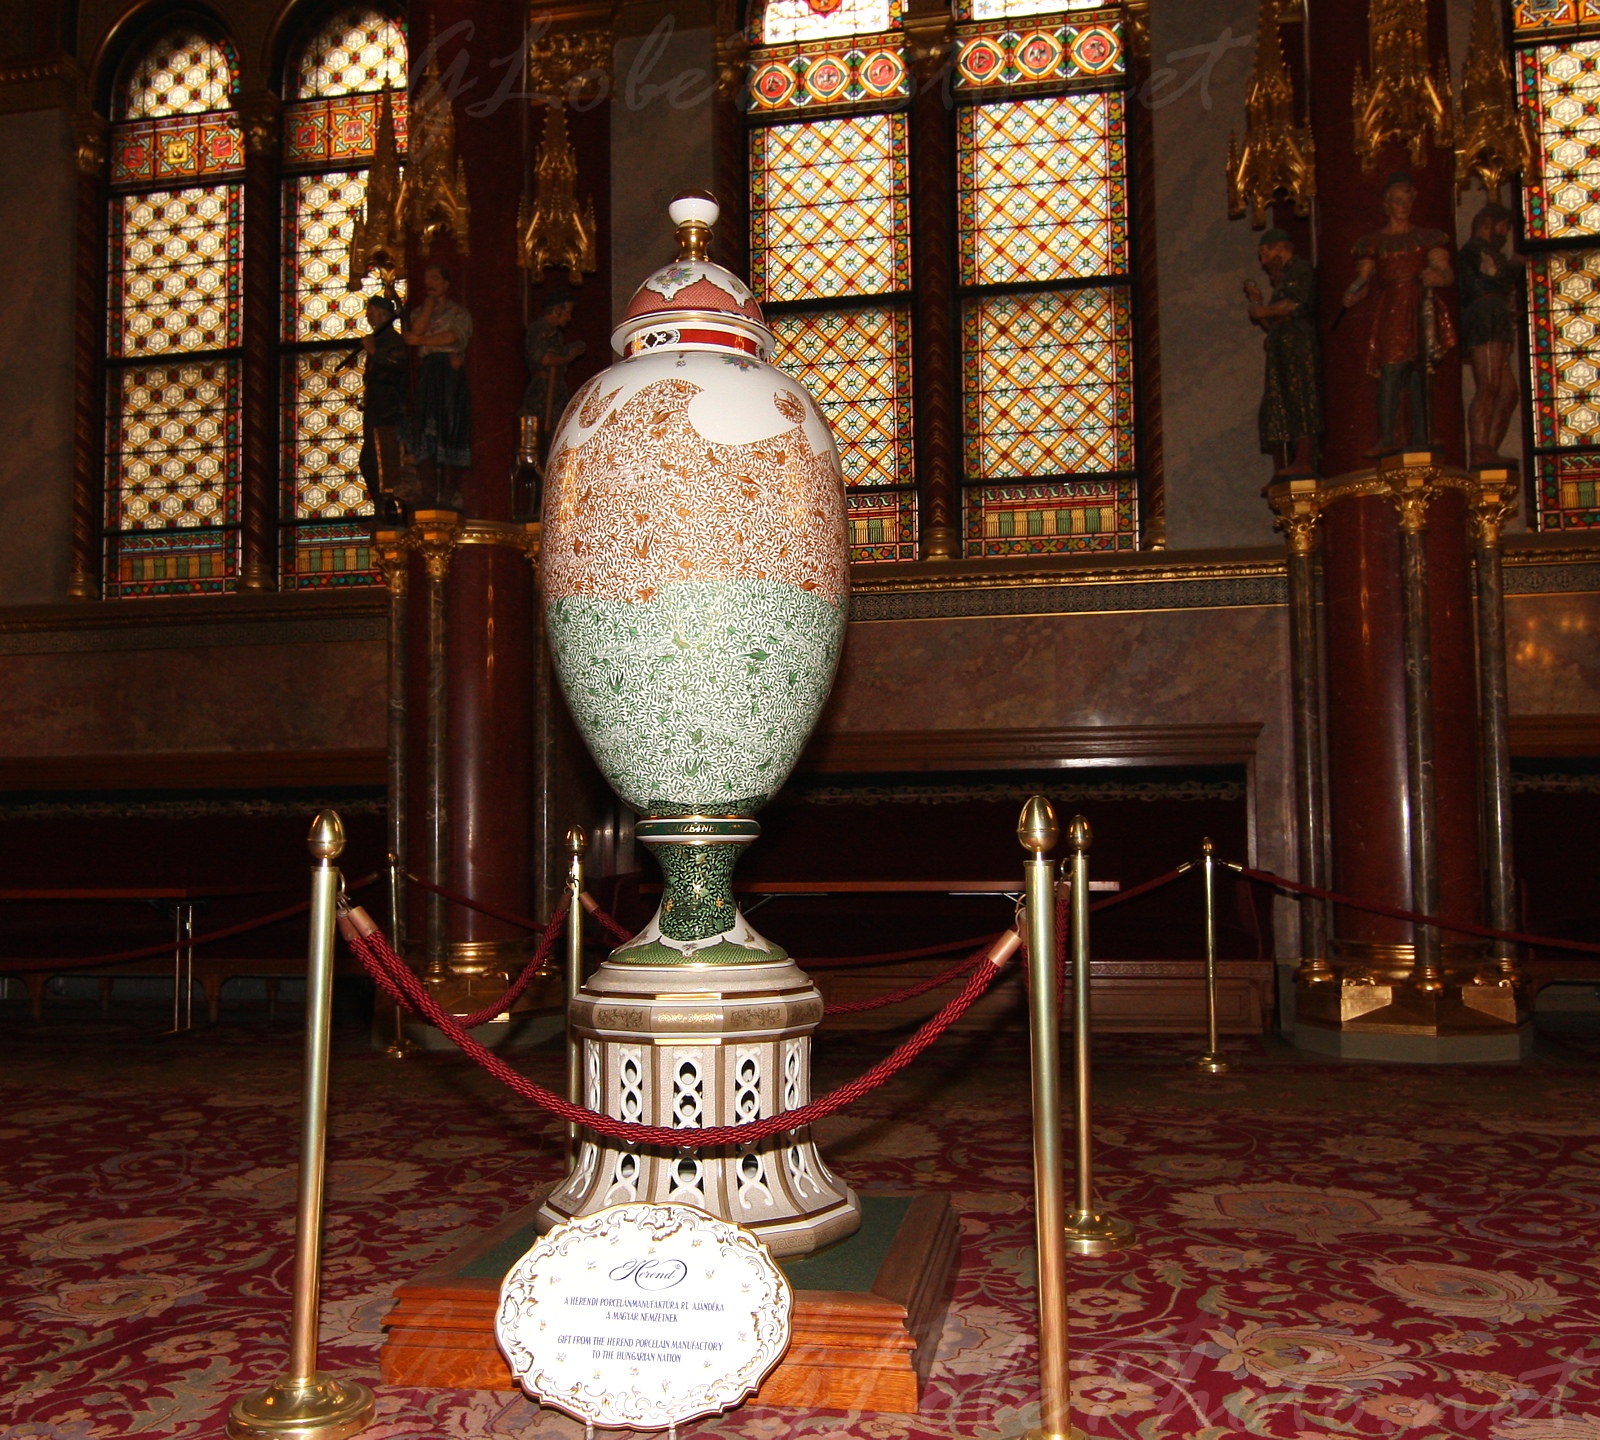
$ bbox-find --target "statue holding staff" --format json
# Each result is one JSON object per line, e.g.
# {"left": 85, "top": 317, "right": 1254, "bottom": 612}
{"left": 1244, "top": 227, "right": 1321, "bottom": 476}
{"left": 521, "top": 286, "right": 586, "bottom": 465}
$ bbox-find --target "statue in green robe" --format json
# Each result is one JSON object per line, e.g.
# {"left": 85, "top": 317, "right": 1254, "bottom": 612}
{"left": 1244, "top": 228, "right": 1322, "bottom": 476}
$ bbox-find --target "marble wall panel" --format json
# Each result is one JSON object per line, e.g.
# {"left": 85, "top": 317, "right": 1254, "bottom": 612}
{"left": 822, "top": 603, "right": 1297, "bottom": 879}
{"left": 610, "top": 5, "right": 717, "bottom": 323}
{"left": 0, "top": 638, "right": 385, "bottom": 757}
{"left": 0, "top": 106, "right": 76, "bottom": 606}
{"left": 1506, "top": 591, "right": 1600, "bottom": 716}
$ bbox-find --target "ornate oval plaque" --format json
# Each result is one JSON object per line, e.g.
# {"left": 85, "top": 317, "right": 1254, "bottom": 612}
{"left": 495, "top": 1202, "right": 792, "bottom": 1429}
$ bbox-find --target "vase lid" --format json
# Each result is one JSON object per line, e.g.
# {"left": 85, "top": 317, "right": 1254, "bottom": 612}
{"left": 612, "top": 192, "right": 774, "bottom": 361}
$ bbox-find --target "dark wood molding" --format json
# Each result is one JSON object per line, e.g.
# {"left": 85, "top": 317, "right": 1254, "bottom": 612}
{"left": 1509, "top": 714, "right": 1600, "bottom": 757}
{"left": 798, "top": 723, "right": 1262, "bottom": 773}
{"left": 0, "top": 748, "right": 387, "bottom": 792}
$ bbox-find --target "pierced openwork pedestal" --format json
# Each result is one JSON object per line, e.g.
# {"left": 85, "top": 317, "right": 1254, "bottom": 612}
{"left": 535, "top": 957, "right": 861, "bottom": 1256}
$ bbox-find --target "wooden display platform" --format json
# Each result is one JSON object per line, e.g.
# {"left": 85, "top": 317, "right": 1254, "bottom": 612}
{"left": 382, "top": 1189, "right": 959, "bottom": 1414}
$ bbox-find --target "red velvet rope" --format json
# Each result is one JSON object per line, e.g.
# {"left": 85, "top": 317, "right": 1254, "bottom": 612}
{"left": 0, "top": 874, "right": 380, "bottom": 975}
{"left": 406, "top": 872, "right": 551, "bottom": 933}
{"left": 820, "top": 947, "right": 991, "bottom": 1015}
{"left": 343, "top": 914, "right": 1019, "bottom": 1147}
{"left": 1237, "top": 865, "right": 1600, "bottom": 957}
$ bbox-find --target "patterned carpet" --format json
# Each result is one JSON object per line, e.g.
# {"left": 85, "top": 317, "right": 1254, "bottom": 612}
{"left": 4, "top": 1008, "right": 1600, "bottom": 1440}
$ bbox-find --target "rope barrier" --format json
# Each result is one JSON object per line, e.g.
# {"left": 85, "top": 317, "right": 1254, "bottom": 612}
{"left": 341, "top": 905, "right": 1021, "bottom": 1148}
{"left": 580, "top": 892, "right": 632, "bottom": 944}
{"left": 820, "top": 946, "right": 991, "bottom": 1015}
{"left": 406, "top": 872, "right": 551, "bottom": 933}
{"left": 1236, "top": 864, "right": 1600, "bottom": 957}
{"left": 0, "top": 874, "right": 380, "bottom": 975}
{"left": 1087, "top": 863, "right": 1194, "bottom": 912}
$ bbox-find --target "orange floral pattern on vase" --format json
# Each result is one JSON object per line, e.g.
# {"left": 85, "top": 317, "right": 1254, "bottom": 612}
{"left": 542, "top": 359, "right": 848, "bottom": 608}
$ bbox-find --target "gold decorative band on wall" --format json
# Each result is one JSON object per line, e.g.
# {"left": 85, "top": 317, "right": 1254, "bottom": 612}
{"left": 453, "top": 519, "right": 541, "bottom": 560}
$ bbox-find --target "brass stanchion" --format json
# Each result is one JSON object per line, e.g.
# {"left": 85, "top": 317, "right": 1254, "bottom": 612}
{"left": 1190, "top": 838, "right": 1230, "bottom": 1074}
{"left": 382, "top": 853, "right": 415, "bottom": 1060}
{"left": 565, "top": 826, "right": 587, "bottom": 1165}
{"left": 228, "top": 812, "right": 375, "bottom": 1440}
{"left": 1016, "top": 798, "right": 1082, "bottom": 1440}
{"left": 1061, "top": 816, "right": 1134, "bottom": 1258}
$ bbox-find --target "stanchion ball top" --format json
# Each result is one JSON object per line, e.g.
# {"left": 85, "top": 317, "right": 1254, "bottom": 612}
{"left": 1017, "top": 796, "right": 1059, "bottom": 853}
{"left": 308, "top": 810, "right": 347, "bottom": 860}
{"left": 1068, "top": 814, "right": 1092, "bottom": 852}
{"left": 566, "top": 826, "right": 588, "bottom": 855}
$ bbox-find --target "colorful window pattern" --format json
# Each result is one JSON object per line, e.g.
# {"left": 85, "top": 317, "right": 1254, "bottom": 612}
{"left": 279, "top": 7, "right": 406, "bottom": 588}
{"left": 770, "top": 308, "right": 913, "bottom": 489}
{"left": 1519, "top": 41, "right": 1600, "bottom": 239}
{"left": 105, "top": 29, "right": 243, "bottom": 597}
{"left": 760, "top": 0, "right": 900, "bottom": 45}
{"left": 750, "top": 114, "right": 911, "bottom": 303}
{"left": 1518, "top": 18, "right": 1600, "bottom": 531}
{"left": 954, "top": 22, "right": 1122, "bottom": 92}
{"left": 749, "top": 43, "right": 909, "bottom": 112}
{"left": 962, "top": 0, "right": 1109, "bottom": 19}
{"left": 963, "top": 288, "right": 1134, "bottom": 481}
{"left": 958, "top": 92, "right": 1127, "bottom": 285}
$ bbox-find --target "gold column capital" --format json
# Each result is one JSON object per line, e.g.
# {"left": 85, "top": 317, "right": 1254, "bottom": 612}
{"left": 373, "top": 527, "right": 411, "bottom": 595}
{"left": 904, "top": 11, "right": 955, "bottom": 81}
{"left": 715, "top": 32, "right": 749, "bottom": 101}
{"left": 73, "top": 109, "right": 107, "bottom": 177}
{"left": 1267, "top": 475, "right": 1323, "bottom": 555}
{"left": 1470, "top": 468, "right": 1520, "bottom": 548}
{"left": 411, "top": 509, "right": 461, "bottom": 582}
{"left": 237, "top": 89, "right": 282, "bottom": 159}
{"left": 453, "top": 518, "right": 542, "bottom": 563}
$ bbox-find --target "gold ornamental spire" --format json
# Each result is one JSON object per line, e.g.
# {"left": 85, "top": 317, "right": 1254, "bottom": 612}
{"left": 1352, "top": 0, "right": 1453, "bottom": 172}
{"left": 403, "top": 38, "right": 470, "bottom": 255}
{"left": 1454, "top": 0, "right": 1535, "bottom": 197}
{"left": 347, "top": 86, "right": 405, "bottom": 288}
{"left": 517, "top": 101, "right": 597, "bottom": 283}
{"left": 1226, "top": 0, "right": 1316, "bottom": 227}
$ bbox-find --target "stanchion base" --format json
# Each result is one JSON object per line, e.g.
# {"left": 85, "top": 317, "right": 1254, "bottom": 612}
{"left": 1020, "top": 1426, "right": 1089, "bottom": 1440}
{"left": 226, "top": 1373, "right": 375, "bottom": 1440}
{"left": 382, "top": 1038, "right": 417, "bottom": 1060}
{"left": 1062, "top": 1210, "right": 1135, "bottom": 1257}
{"left": 1189, "top": 1050, "right": 1232, "bottom": 1074}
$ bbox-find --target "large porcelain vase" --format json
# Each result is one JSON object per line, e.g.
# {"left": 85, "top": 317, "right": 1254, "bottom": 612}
{"left": 534, "top": 197, "right": 860, "bottom": 1253}
{"left": 539, "top": 195, "right": 849, "bottom": 966}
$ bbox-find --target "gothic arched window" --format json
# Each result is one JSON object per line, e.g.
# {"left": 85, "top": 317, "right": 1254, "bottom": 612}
{"left": 748, "top": 0, "right": 918, "bottom": 562}
{"left": 280, "top": 5, "right": 408, "bottom": 587}
{"left": 746, "top": 0, "right": 1139, "bottom": 562}
{"left": 1514, "top": 2, "right": 1600, "bottom": 531}
{"left": 105, "top": 26, "right": 245, "bottom": 595}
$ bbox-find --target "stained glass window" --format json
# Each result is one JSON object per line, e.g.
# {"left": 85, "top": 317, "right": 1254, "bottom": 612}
{"left": 751, "top": 115, "right": 911, "bottom": 302}
{"left": 958, "top": 93, "right": 1127, "bottom": 285}
{"left": 1518, "top": 20, "right": 1600, "bottom": 530}
{"left": 760, "top": 0, "right": 900, "bottom": 46}
{"left": 279, "top": 7, "right": 407, "bottom": 588}
{"left": 748, "top": 0, "right": 1137, "bottom": 563}
{"left": 105, "top": 27, "right": 243, "bottom": 596}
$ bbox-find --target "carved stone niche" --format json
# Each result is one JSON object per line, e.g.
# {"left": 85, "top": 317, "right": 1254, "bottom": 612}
{"left": 535, "top": 959, "right": 862, "bottom": 1256}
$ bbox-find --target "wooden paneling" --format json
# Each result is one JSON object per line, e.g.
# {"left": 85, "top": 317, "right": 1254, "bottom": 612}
{"left": 815, "top": 959, "right": 1275, "bottom": 1034}
{"left": 0, "top": 749, "right": 386, "bottom": 791}
{"left": 798, "top": 723, "right": 1262, "bottom": 773}
{"left": 1509, "top": 714, "right": 1600, "bottom": 757}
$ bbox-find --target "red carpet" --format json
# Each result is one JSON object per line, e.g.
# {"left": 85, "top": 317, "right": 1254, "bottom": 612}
{"left": 3, "top": 1014, "right": 1599, "bottom": 1438}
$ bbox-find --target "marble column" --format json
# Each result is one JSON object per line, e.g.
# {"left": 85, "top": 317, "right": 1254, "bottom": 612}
{"left": 238, "top": 90, "right": 282, "bottom": 592}
{"left": 404, "top": 2, "right": 538, "bottom": 997}
{"left": 68, "top": 110, "right": 106, "bottom": 601}
{"left": 1287, "top": 0, "right": 1521, "bottom": 1059}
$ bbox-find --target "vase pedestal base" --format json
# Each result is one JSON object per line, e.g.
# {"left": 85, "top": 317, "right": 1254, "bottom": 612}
{"left": 380, "top": 1188, "right": 958, "bottom": 1415}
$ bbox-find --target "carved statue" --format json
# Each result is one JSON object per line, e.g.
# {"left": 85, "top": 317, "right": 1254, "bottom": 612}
{"left": 521, "top": 286, "right": 587, "bottom": 465}
{"left": 1459, "top": 200, "right": 1525, "bottom": 468}
{"left": 1245, "top": 228, "right": 1321, "bottom": 476}
{"left": 344, "top": 293, "right": 411, "bottom": 519}
{"left": 1341, "top": 172, "right": 1456, "bottom": 457}
{"left": 403, "top": 264, "right": 472, "bottom": 507}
